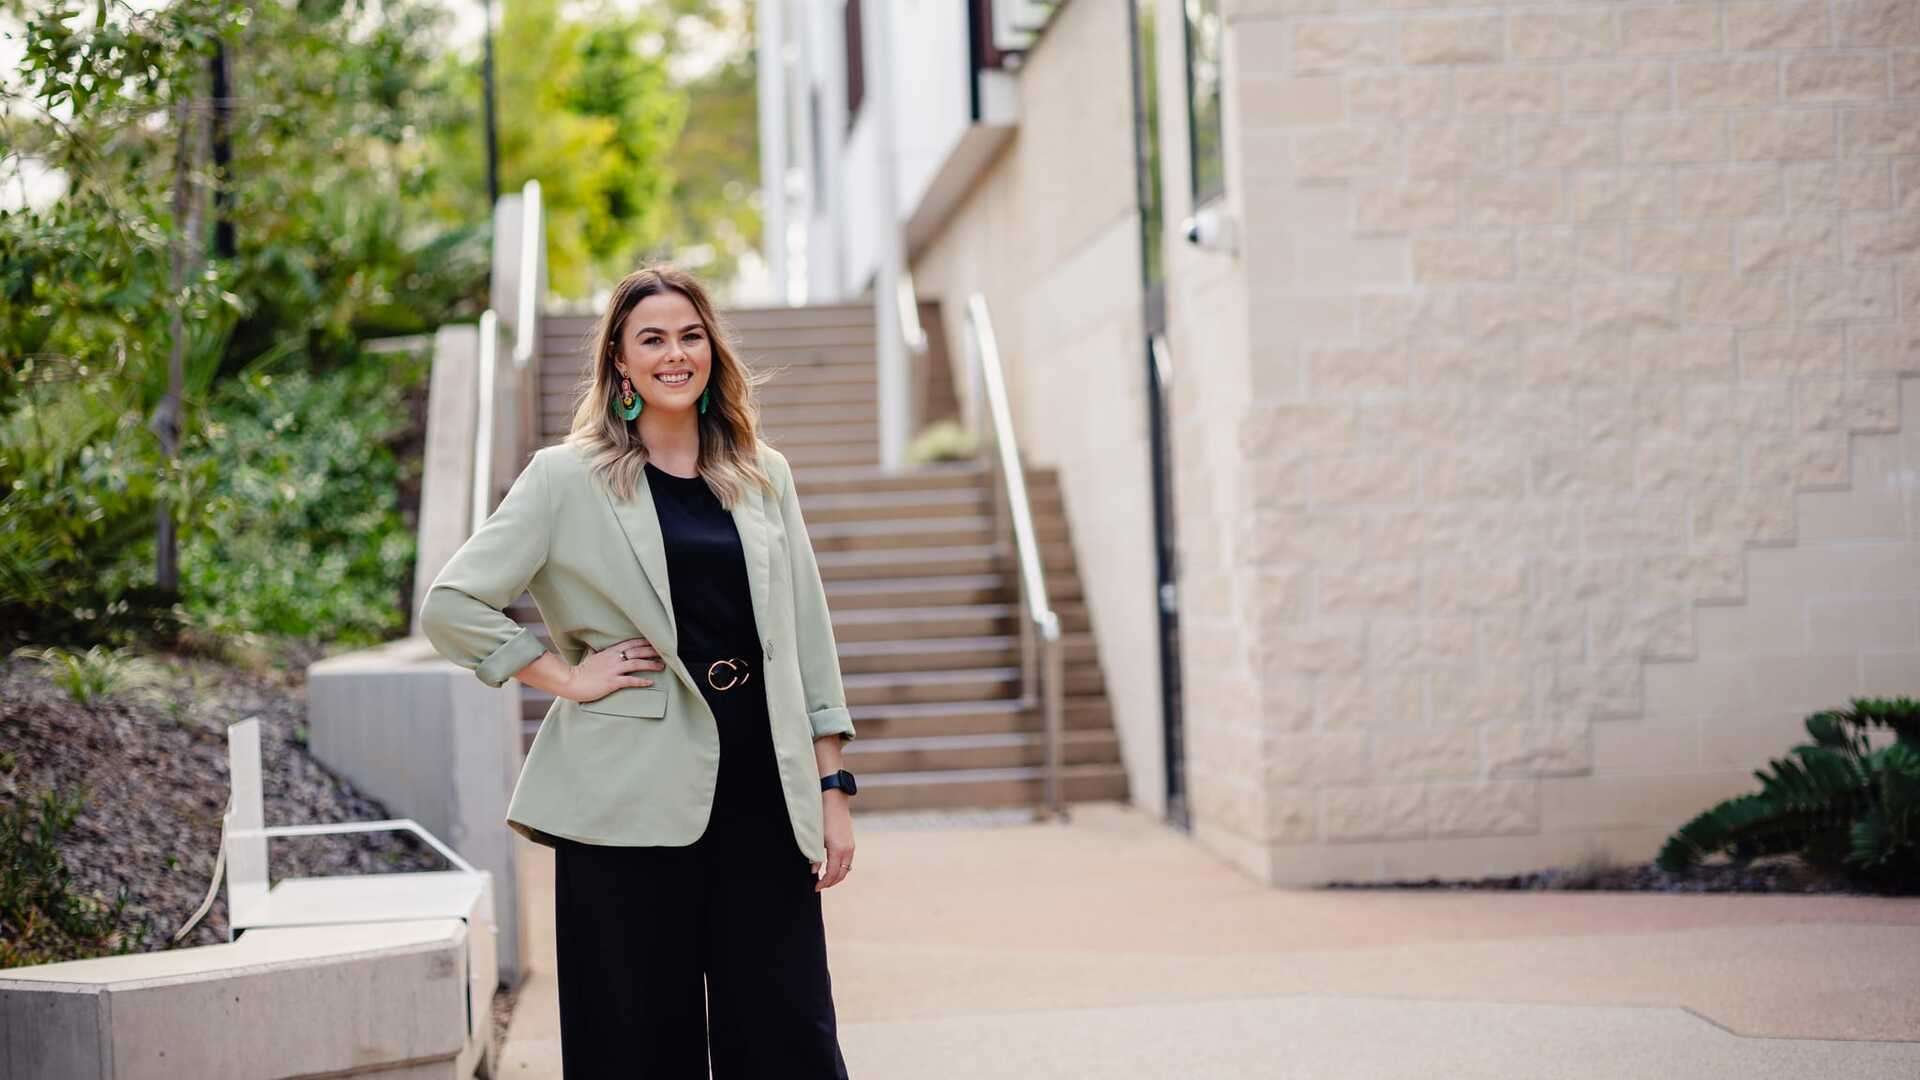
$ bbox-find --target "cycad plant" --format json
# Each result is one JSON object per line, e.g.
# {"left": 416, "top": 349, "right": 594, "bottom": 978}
{"left": 1658, "top": 696, "right": 1920, "bottom": 892}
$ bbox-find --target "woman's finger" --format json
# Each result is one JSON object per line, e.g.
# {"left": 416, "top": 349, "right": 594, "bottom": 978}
{"left": 818, "top": 849, "right": 849, "bottom": 890}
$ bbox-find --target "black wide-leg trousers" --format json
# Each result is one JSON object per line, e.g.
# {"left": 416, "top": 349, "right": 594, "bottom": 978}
{"left": 552, "top": 657, "right": 850, "bottom": 1079}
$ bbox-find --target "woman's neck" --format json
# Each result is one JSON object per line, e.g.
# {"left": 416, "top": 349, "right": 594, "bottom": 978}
{"left": 638, "top": 411, "right": 700, "bottom": 475}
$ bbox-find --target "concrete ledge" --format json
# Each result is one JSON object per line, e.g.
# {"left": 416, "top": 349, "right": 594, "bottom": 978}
{"left": 1, "top": 919, "right": 485, "bottom": 1080}
{"left": 307, "top": 634, "right": 527, "bottom": 987}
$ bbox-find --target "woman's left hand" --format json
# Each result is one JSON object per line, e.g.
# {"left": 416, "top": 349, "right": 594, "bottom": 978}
{"left": 813, "top": 793, "right": 855, "bottom": 890}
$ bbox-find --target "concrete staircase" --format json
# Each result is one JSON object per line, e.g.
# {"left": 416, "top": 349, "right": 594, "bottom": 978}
{"left": 507, "top": 302, "right": 1128, "bottom": 812}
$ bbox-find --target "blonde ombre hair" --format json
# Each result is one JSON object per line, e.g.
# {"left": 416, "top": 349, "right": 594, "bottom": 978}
{"left": 562, "top": 265, "right": 777, "bottom": 507}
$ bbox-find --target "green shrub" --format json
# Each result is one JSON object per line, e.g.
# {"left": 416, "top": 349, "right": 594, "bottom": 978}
{"left": 0, "top": 786, "right": 154, "bottom": 969}
{"left": 0, "top": 379, "right": 223, "bottom": 650}
{"left": 8, "top": 644, "right": 161, "bottom": 706}
{"left": 174, "top": 351, "right": 427, "bottom": 648}
{"left": 906, "top": 419, "right": 978, "bottom": 464}
{"left": 1658, "top": 696, "right": 1920, "bottom": 893}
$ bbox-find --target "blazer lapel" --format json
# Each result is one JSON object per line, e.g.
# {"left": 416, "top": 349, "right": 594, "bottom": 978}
{"left": 602, "top": 465, "right": 774, "bottom": 663}
{"left": 733, "top": 483, "right": 774, "bottom": 655}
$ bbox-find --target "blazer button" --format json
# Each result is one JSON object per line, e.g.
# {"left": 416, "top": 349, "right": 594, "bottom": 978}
{"left": 765, "top": 638, "right": 775, "bottom": 660}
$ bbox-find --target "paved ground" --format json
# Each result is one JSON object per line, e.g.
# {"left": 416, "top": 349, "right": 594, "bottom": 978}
{"left": 496, "top": 801, "right": 1920, "bottom": 1077}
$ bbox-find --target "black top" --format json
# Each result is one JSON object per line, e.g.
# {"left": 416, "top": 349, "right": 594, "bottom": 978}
{"left": 645, "top": 461, "right": 787, "bottom": 836}
{"left": 644, "top": 461, "right": 760, "bottom": 667}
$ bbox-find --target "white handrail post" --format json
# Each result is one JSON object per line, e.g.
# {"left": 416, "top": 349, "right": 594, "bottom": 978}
{"left": 223, "top": 717, "right": 270, "bottom": 932}
{"left": 471, "top": 309, "right": 500, "bottom": 536}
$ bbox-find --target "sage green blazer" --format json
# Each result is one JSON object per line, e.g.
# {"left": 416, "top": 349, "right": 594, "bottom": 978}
{"left": 417, "top": 439, "right": 855, "bottom": 862}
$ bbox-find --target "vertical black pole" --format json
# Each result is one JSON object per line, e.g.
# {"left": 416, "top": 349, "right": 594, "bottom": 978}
{"left": 482, "top": 0, "right": 500, "bottom": 206}
{"left": 210, "top": 40, "right": 234, "bottom": 259}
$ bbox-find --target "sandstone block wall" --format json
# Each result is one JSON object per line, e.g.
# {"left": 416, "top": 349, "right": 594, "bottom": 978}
{"left": 1179, "top": 0, "right": 1920, "bottom": 882}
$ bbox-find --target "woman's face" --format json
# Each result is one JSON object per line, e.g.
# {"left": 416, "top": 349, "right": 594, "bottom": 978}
{"left": 615, "top": 289, "right": 712, "bottom": 412}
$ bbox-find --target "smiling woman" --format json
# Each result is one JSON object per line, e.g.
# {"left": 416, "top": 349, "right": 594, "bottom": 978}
{"left": 563, "top": 265, "right": 777, "bottom": 503}
{"left": 417, "top": 263, "right": 856, "bottom": 1079}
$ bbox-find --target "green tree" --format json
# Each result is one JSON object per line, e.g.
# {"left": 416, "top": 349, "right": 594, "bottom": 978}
{"left": 1, "top": 0, "right": 476, "bottom": 646}
{"left": 428, "top": 0, "right": 685, "bottom": 297}
{"left": 650, "top": 0, "right": 761, "bottom": 288}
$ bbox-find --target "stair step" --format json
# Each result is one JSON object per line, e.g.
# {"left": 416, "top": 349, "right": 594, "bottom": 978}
{"left": 843, "top": 730, "right": 1121, "bottom": 772}
{"left": 791, "top": 460, "right": 988, "bottom": 494}
{"left": 829, "top": 571, "right": 1082, "bottom": 605}
{"left": 814, "top": 542, "right": 1081, "bottom": 580}
{"left": 837, "top": 632, "right": 1100, "bottom": 673}
{"left": 750, "top": 358, "right": 877, "bottom": 381}
{"left": 841, "top": 665, "right": 1019, "bottom": 703}
{"left": 749, "top": 382, "right": 881, "bottom": 406}
{"left": 847, "top": 696, "right": 1114, "bottom": 737}
{"left": 809, "top": 516, "right": 993, "bottom": 551}
{"left": 807, "top": 516, "right": 1074, "bottom": 554}
{"left": 779, "top": 447, "right": 881, "bottom": 468}
{"left": 803, "top": 488, "right": 988, "bottom": 524}
{"left": 831, "top": 606, "right": 1011, "bottom": 645}
{"left": 795, "top": 486, "right": 1065, "bottom": 525}
{"left": 753, "top": 402, "right": 878, "bottom": 426}
{"left": 816, "top": 544, "right": 1007, "bottom": 580}
{"left": 767, "top": 428, "right": 880, "bottom": 450}
{"left": 828, "top": 574, "right": 1009, "bottom": 608}
{"left": 851, "top": 763, "right": 1130, "bottom": 812}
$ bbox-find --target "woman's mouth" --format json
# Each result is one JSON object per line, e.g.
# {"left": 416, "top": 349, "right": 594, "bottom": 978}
{"left": 656, "top": 371, "right": 692, "bottom": 386}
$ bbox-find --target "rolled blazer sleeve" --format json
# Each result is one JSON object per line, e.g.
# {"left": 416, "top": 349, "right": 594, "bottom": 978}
{"left": 418, "top": 450, "right": 553, "bottom": 688}
{"left": 775, "top": 451, "right": 856, "bottom": 742}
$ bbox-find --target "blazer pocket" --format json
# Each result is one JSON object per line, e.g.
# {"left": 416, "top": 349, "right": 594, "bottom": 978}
{"left": 578, "top": 686, "right": 670, "bottom": 719}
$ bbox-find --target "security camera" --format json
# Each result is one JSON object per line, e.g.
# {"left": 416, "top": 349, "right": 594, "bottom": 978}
{"left": 1179, "top": 204, "right": 1237, "bottom": 253}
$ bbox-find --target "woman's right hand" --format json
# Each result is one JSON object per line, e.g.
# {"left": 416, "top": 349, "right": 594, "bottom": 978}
{"left": 563, "top": 636, "right": 666, "bottom": 703}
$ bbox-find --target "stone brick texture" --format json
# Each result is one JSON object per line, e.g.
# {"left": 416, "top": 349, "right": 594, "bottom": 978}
{"left": 1210, "top": 0, "right": 1920, "bottom": 880}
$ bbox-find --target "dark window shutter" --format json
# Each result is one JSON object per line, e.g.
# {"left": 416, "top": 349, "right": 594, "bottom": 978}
{"left": 844, "top": 0, "right": 865, "bottom": 131}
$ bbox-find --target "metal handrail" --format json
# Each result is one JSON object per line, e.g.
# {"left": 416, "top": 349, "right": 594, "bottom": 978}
{"left": 471, "top": 180, "right": 545, "bottom": 536}
{"left": 964, "top": 293, "right": 1066, "bottom": 821}
{"left": 471, "top": 309, "right": 501, "bottom": 536}
{"left": 513, "top": 179, "right": 543, "bottom": 370}
{"left": 230, "top": 819, "right": 480, "bottom": 874}
{"left": 897, "top": 269, "right": 928, "bottom": 355}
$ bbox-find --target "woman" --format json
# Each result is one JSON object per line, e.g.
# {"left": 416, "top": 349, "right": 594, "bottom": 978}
{"left": 418, "top": 265, "right": 857, "bottom": 1078}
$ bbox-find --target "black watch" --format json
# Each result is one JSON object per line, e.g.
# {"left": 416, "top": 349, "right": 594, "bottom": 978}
{"left": 821, "top": 769, "right": 857, "bottom": 796}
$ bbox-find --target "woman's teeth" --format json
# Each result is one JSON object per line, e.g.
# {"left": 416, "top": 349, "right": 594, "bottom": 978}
{"left": 657, "top": 372, "right": 691, "bottom": 385}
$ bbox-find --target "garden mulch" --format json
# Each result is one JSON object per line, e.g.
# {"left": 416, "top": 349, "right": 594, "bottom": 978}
{"left": 0, "top": 644, "right": 443, "bottom": 954}
{"left": 1323, "top": 855, "right": 1884, "bottom": 895}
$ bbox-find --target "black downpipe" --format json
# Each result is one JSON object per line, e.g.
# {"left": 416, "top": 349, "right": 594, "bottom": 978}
{"left": 210, "top": 41, "right": 234, "bottom": 259}
{"left": 1125, "top": 0, "right": 1189, "bottom": 832}
{"left": 481, "top": 0, "right": 500, "bottom": 206}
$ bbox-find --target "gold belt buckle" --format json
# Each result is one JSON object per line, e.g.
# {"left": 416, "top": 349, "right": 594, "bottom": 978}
{"left": 706, "top": 657, "right": 751, "bottom": 691}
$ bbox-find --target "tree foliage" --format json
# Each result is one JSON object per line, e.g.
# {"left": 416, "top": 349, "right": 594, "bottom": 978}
{"left": 0, "top": 0, "right": 473, "bottom": 647}
{"left": 427, "top": 0, "right": 685, "bottom": 298}
{"left": 0, "top": 0, "right": 758, "bottom": 648}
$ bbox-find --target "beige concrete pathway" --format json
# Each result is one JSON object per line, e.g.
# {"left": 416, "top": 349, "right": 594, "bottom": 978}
{"left": 497, "top": 801, "right": 1920, "bottom": 1077}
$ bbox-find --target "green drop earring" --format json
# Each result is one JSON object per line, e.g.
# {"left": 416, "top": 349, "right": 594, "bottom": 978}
{"left": 699, "top": 387, "right": 710, "bottom": 415}
{"left": 618, "top": 372, "right": 643, "bottom": 420}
